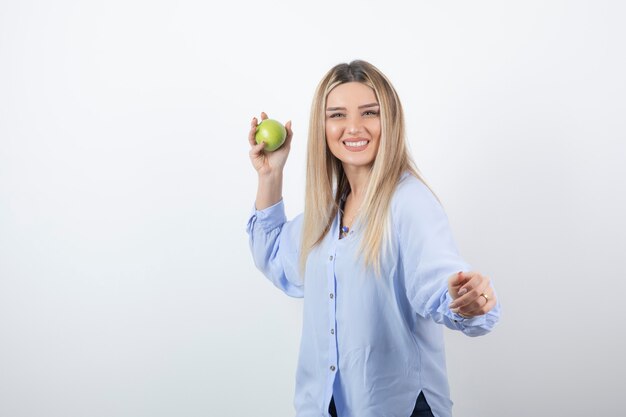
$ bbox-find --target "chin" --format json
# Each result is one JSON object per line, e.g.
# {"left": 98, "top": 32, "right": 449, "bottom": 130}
{"left": 340, "top": 154, "right": 376, "bottom": 168}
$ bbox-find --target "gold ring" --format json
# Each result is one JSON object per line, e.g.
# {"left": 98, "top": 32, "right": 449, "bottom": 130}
{"left": 480, "top": 293, "right": 489, "bottom": 302}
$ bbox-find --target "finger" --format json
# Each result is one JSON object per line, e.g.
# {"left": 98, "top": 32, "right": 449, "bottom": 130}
{"left": 457, "top": 270, "right": 481, "bottom": 283}
{"left": 460, "top": 288, "right": 497, "bottom": 316}
{"left": 449, "top": 275, "right": 490, "bottom": 309}
{"left": 452, "top": 275, "right": 482, "bottom": 307}
{"left": 449, "top": 272, "right": 471, "bottom": 296}
{"left": 249, "top": 140, "right": 266, "bottom": 157}
{"left": 248, "top": 117, "right": 259, "bottom": 146}
{"left": 454, "top": 284, "right": 493, "bottom": 315}
{"left": 283, "top": 120, "right": 293, "bottom": 147}
{"left": 260, "top": 111, "right": 268, "bottom": 120}
{"left": 449, "top": 271, "right": 466, "bottom": 287}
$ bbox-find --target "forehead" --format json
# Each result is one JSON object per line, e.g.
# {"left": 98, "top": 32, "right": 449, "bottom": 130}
{"left": 326, "top": 82, "right": 378, "bottom": 107}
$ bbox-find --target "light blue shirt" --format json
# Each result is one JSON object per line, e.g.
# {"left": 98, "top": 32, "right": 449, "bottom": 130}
{"left": 246, "top": 172, "right": 500, "bottom": 417}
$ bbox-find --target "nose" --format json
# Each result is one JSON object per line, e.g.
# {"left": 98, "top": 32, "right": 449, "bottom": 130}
{"left": 347, "top": 115, "right": 363, "bottom": 135}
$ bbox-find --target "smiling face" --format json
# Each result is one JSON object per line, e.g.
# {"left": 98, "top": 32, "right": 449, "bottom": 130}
{"left": 325, "top": 82, "right": 381, "bottom": 171}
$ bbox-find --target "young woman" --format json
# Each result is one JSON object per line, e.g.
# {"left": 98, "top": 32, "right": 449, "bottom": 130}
{"left": 246, "top": 60, "right": 500, "bottom": 417}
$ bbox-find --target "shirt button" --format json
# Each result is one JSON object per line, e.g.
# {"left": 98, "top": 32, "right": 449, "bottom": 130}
{"left": 330, "top": 329, "right": 335, "bottom": 335}
{"left": 329, "top": 293, "right": 334, "bottom": 299}
{"left": 330, "top": 365, "right": 336, "bottom": 371}
{"left": 329, "top": 255, "right": 333, "bottom": 261}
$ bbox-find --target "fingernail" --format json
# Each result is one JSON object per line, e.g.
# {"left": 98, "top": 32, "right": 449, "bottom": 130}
{"left": 458, "top": 288, "right": 467, "bottom": 296}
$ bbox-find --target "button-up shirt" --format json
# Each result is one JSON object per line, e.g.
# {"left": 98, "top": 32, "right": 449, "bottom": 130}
{"left": 246, "top": 172, "right": 501, "bottom": 417}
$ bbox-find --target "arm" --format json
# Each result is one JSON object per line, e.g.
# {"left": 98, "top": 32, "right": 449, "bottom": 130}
{"left": 246, "top": 113, "right": 303, "bottom": 297}
{"left": 394, "top": 175, "right": 501, "bottom": 336}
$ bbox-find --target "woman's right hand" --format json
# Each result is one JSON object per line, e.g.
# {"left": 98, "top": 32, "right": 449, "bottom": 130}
{"left": 248, "top": 112, "right": 293, "bottom": 177}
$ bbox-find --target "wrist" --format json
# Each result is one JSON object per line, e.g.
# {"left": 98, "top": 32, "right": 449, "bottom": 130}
{"left": 256, "top": 172, "right": 283, "bottom": 211}
{"left": 258, "top": 170, "right": 283, "bottom": 182}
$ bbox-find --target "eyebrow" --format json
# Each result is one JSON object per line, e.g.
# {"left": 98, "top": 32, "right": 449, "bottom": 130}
{"left": 325, "top": 102, "right": 380, "bottom": 111}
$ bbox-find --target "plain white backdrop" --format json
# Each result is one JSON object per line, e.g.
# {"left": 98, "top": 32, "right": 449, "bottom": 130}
{"left": 1, "top": 1, "right": 625, "bottom": 416}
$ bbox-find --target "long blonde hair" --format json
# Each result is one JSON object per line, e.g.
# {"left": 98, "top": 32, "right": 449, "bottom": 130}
{"left": 300, "top": 60, "right": 440, "bottom": 276}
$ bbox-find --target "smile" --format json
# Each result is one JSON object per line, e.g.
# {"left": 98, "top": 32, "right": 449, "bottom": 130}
{"left": 342, "top": 139, "right": 370, "bottom": 151}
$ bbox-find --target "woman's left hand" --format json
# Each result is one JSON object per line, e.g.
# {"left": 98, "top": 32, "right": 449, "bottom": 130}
{"left": 447, "top": 271, "right": 497, "bottom": 317}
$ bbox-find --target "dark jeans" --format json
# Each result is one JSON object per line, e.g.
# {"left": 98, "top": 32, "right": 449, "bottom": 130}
{"left": 328, "top": 391, "right": 434, "bottom": 417}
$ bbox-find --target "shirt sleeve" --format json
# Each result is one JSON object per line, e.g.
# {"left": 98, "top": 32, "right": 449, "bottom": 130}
{"left": 246, "top": 199, "right": 304, "bottom": 298}
{"left": 393, "top": 176, "right": 500, "bottom": 336}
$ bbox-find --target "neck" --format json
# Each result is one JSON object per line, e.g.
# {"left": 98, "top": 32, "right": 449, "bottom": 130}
{"left": 343, "top": 164, "right": 371, "bottom": 200}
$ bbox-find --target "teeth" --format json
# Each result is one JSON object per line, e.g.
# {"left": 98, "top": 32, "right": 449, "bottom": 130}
{"left": 345, "top": 140, "right": 368, "bottom": 147}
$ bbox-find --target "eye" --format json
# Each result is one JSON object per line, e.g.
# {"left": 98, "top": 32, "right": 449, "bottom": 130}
{"left": 363, "top": 110, "right": 379, "bottom": 116}
{"left": 328, "top": 113, "right": 345, "bottom": 119}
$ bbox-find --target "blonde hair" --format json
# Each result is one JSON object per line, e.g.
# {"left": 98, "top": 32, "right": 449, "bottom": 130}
{"left": 300, "top": 60, "right": 440, "bottom": 276}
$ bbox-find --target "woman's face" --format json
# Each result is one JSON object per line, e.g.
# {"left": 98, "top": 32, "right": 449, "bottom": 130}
{"left": 325, "top": 82, "right": 381, "bottom": 170}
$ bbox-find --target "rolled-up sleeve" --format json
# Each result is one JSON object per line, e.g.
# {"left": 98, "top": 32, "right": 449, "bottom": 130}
{"left": 246, "top": 199, "right": 304, "bottom": 298}
{"left": 393, "top": 176, "right": 500, "bottom": 336}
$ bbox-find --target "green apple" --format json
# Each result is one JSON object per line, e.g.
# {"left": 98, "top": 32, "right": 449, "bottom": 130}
{"left": 255, "top": 119, "right": 287, "bottom": 152}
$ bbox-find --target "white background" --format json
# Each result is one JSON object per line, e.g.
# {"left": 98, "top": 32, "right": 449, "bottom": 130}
{"left": 1, "top": 1, "right": 625, "bottom": 416}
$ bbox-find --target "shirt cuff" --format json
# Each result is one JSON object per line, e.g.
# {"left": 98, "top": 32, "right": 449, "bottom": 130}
{"left": 248, "top": 199, "right": 287, "bottom": 233}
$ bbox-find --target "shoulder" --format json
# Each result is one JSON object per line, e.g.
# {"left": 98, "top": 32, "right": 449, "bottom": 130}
{"left": 391, "top": 171, "right": 448, "bottom": 229}
{"left": 392, "top": 172, "right": 441, "bottom": 211}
